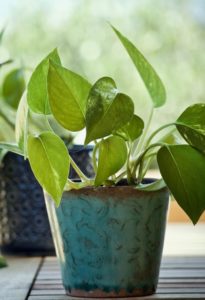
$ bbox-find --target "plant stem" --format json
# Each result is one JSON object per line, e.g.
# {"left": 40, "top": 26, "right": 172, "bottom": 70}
{"left": 126, "top": 141, "right": 133, "bottom": 184}
{"left": 45, "top": 116, "right": 54, "bottom": 132}
{"left": 92, "top": 142, "right": 99, "bottom": 174}
{"left": 138, "top": 127, "right": 176, "bottom": 180}
{"left": 69, "top": 156, "right": 89, "bottom": 181}
{"left": 157, "top": 127, "right": 176, "bottom": 143}
{"left": 145, "top": 122, "right": 176, "bottom": 147}
{"left": 65, "top": 178, "right": 94, "bottom": 190}
{"left": 133, "top": 105, "right": 154, "bottom": 157}
{"left": 137, "top": 149, "right": 159, "bottom": 182}
{"left": 23, "top": 106, "right": 29, "bottom": 160}
{"left": 115, "top": 170, "right": 127, "bottom": 183}
{"left": 132, "top": 142, "right": 166, "bottom": 181}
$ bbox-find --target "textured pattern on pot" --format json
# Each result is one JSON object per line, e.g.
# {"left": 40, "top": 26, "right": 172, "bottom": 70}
{"left": 0, "top": 146, "right": 94, "bottom": 254}
{"left": 45, "top": 182, "right": 169, "bottom": 297}
{"left": 0, "top": 152, "right": 52, "bottom": 254}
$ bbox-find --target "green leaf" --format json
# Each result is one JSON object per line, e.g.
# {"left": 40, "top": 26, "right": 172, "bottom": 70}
{"left": 27, "top": 132, "right": 70, "bottom": 205}
{"left": 48, "top": 60, "right": 91, "bottom": 131}
{"left": 111, "top": 25, "right": 166, "bottom": 108}
{"left": 0, "top": 256, "right": 7, "bottom": 268}
{"left": 27, "top": 49, "right": 61, "bottom": 115}
{"left": 157, "top": 145, "right": 205, "bottom": 224}
{"left": 95, "top": 136, "right": 127, "bottom": 186}
{"left": 136, "top": 178, "right": 166, "bottom": 191}
{"left": 115, "top": 114, "right": 144, "bottom": 141}
{"left": 0, "top": 142, "right": 23, "bottom": 156}
{"left": 85, "top": 77, "right": 134, "bottom": 144}
{"left": 176, "top": 103, "right": 205, "bottom": 153}
{"left": 15, "top": 92, "right": 28, "bottom": 151}
{"left": 2, "top": 68, "right": 25, "bottom": 109}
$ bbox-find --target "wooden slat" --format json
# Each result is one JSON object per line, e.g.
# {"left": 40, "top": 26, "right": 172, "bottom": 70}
{"left": 30, "top": 288, "right": 205, "bottom": 295}
{"left": 27, "top": 296, "right": 205, "bottom": 300}
{"left": 0, "top": 256, "right": 42, "bottom": 300}
{"left": 27, "top": 256, "right": 205, "bottom": 300}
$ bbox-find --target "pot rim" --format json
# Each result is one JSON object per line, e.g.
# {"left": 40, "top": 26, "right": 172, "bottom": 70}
{"left": 62, "top": 178, "right": 169, "bottom": 197}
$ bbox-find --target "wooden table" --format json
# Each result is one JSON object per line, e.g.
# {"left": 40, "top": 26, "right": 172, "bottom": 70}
{"left": 1, "top": 256, "right": 205, "bottom": 300}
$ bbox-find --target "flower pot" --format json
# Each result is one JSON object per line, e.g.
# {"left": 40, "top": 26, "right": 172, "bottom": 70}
{"left": 45, "top": 180, "right": 169, "bottom": 297}
{"left": 0, "top": 146, "right": 93, "bottom": 254}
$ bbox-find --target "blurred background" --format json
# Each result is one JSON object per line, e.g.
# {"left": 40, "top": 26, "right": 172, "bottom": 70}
{"left": 0, "top": 0, "right": 205, "bottom": 129}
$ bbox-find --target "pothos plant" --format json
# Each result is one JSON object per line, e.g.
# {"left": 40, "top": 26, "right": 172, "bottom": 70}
{"left": 1, "top": 25, "right": 205, "bottom": 224}
{"left": 0, "top": 28, "right": 73, "bottom": 161}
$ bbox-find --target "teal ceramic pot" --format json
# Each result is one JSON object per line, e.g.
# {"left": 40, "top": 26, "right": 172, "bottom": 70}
{"left": 45, "top": 180, "right": 169, "bottom": 298}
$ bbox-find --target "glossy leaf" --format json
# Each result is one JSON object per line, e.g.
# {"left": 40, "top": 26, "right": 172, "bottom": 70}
{"left": 176, "top": 103, "right": 205, "bottom": 153}
{"left": 85, "top": 77, "right": 134, "bottom": 144}
{"left": 136, "top": 178, "right": 166, "bottom": 191}
{"left": 15, "top": 92, "right": 28, "bottom": 151}
{"left": 115, "top": 114, "right": 144, "bottom": 141}
{"left": 48, "top": 60, "right": 91, "bottom": 131}
{"left": 27, "top": 48, "right": 61, "bottom": 115}
{"left": 2, "top": 68, "right": 25, "bottom": 109}
{"left": 111, "top": 25, "right": 166, "bottom": 108}
{"left": 157, "top": 145, "right": 205, "bottom": 224}
{"left": 27, "top": 132, "right": 69, "bottom": 205}
{"left": 95, "top": 136, "right": 127, "bottom": 186}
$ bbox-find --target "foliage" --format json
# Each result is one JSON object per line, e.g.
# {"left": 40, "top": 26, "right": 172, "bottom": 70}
{"left": 0, "top": 31, "right": 73, "bottom": 162}
{"left": 1, "top": 25, "right": 205, "bottom": 224}
{"left": 0, "top": 255, "right": 7, "bottom": 268}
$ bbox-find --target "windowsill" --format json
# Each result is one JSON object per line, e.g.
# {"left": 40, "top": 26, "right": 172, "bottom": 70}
{"left": 163, "top": 223, "right": 205, "bottom": 256}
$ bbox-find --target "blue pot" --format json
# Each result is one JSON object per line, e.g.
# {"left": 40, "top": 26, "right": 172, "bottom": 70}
{"left": 0, "top": 145, "right": 94, "bottom": 254}
{"left": 45, "top": 180, "right": 169, "bottom": 297}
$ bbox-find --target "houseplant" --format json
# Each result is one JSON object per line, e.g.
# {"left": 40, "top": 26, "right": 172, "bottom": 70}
{"left": 1, "top": 25, "right": 205, "bottom": 297}
{"left": 0, "top": 70, "right": 93, "bottom": 255}
{"left": 0, "top": 33, "right": 93, "bottom": 254}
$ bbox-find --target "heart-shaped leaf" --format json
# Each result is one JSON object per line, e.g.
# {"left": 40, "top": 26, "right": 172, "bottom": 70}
{"left": 157, "top": 144, "right": 205, "bottom": 224}
{"left": 85, "top": 77, "right": 134, "bottom": 144}
{"left": 111, "top": 25, "right": 166, "bottom": 108}
{"left": 95, "top": 135, "right": 127, "bottom": 186}
{"left": 115, "top": 114, "right": 144, "bottom": 141}
{"left": 2, "top": 68, "right": 25, "bottom": 109}
{"left": 176, "top": 103, "right": 205, "bottom": 153}
{"left": 48, "top": 60, "right": 91, "bottom": 131}
{"left": 27, "top": 48, "right": 61, "bottom": 115}
{"left": 27, "top": 132, "right": 70, "bottom": 205}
